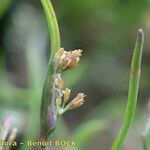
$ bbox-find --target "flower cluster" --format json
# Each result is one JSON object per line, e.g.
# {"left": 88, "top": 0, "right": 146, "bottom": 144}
{"left": 0, "top": 117, "right": 17, "bottom": 149}
{"left": 54, "top": 48, "right": 82, "bottom": 71}
{"left": 53, "top": 48, "right": 86, "bottom": 115}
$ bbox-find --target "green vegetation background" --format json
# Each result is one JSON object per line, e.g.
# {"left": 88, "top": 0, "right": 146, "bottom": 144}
{"left": 0, "top": 0, "right": 150, "bottom": 149}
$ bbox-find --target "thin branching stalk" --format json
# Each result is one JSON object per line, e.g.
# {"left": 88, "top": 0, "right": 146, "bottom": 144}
{"left": 40, "top": 0, "right": 60, "bottom": 140}
{"left": 111, "top": 29, "right": 144, "bottom": 150}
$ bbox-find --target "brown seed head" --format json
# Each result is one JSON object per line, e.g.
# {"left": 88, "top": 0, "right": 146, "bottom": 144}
{"left": 70, "top": 93, "right": 86, "bottom": 110}
{"left": 54, "top": 48, "right": 83, "bottom": 71}
{"left": 63, "top": 88, "right": 71, "bottom": 102}
{"left": 54, "top": 74, "right": 64, "bottom": 90}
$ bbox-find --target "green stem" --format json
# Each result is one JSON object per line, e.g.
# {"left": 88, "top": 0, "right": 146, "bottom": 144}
{"left": 41, "top": 0, "right": 60, "bottom": 59}
{"left": 111, "top": 29, "right": 144, "bottom": 150}
{"left": 40, "top": 0, "right": 61, "bottom": 139}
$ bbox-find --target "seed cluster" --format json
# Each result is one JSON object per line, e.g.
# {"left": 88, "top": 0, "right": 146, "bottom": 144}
{"left": 53, "top": 48, "right": 86, "bottom": 115}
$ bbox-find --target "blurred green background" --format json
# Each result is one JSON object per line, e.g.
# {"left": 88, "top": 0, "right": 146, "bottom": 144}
{"left": 0, "top": 0, "right": 150, "bottom": 150}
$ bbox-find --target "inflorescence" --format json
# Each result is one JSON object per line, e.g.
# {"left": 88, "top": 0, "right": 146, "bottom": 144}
{"left": 53, "top": 48, "right": 86, "bottom": 115}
